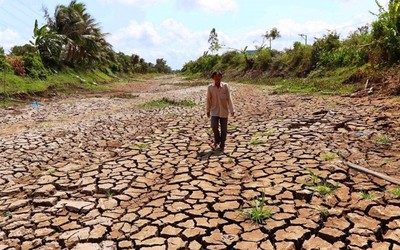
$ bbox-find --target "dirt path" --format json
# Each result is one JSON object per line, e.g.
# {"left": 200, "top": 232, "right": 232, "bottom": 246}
{"left": 0, "top": 76, "right": 399, "bottom": 249}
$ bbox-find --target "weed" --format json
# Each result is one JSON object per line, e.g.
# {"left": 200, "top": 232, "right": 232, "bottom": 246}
{"left": 105, "top": 190, "right": 114, "bottom": 198}
{"left": 240, "top": 192, "right": 272, "bottom": 224}
{"left": 375, "top": 135, "right": 392, "bottom": 145}
{"left": 316, "top": 206, "right": 330, "bottom": 218}
{"left": 258, "top": 128, "right": 277, "bottom": 137}
{"left": 250, "top": 138, "right": 263, "bottom": 145}
{"left": 47, "top": 169, "right": 56, "bottom": 175}
{"left": 360, "top": 190, "right": 376, "bottom": 200}
{"left": 311, "top": 182, "right": 339, "bottom": 195}
{"left": 389, "top": 186, "right": 400, "bottom": 198}
{"left": 306, "top": 169, "right": 338, "bottom": 195}
{"left": 321, "top": 152, "right": 337, "bottom": 161}
{"left": 129, "top": 143, "right": 150, "bottom": 150}
{"left": 228, "top": 124, "right": 238, "bottom": 130}
{"left": 140, "top": 97, "right": 196, "bottom": 109}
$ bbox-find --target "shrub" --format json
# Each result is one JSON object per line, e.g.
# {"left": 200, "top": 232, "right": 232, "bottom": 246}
{"left": 6, "top": 56, "right": 26, "bottom": 76}
{"left": 23, "top": 54, "right": 48, "bottom": 79}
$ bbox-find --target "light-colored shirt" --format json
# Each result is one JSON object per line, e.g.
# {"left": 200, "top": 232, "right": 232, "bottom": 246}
{"left": 206, "top": 82, "right": 235, "bottom": 118}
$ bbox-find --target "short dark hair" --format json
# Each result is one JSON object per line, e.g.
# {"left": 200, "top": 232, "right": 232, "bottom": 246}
{"left": 211, "top": 70, "right": 223, "bottom": 78}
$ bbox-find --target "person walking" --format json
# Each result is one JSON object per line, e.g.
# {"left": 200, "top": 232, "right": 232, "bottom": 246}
{"left": 206, "top": 70, "right": 235, "bottom": 151}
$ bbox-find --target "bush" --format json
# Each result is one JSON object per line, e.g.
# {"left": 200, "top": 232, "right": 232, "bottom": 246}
{"left": 6, "top": 56, "right": 26, "bottom": 76}
{"left": 23, "top": 54, "right": 48, "bottom": 79}
{"left": 253, "top": 49, "right": 272, "bottom": 70}
{"left": 0, "top": 47, "right": 8, "bottom": 70}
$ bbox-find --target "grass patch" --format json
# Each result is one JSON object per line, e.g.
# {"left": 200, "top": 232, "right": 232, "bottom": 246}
{"left": 240, "top": 192, "right": 273, "bottom": 224}
{"left": 258, "top": 128, "right": 277, "bottom": 137}
{"left": 375, "top": 135, "right": 392, "bottom": 145}
{"left": 360, "top": 190, "right": 376, "bottom": 200}
{"left": 391, "top": 96, "right": 400, "bottom": 102}
{"left": 321, "top": 152, "right": 337, "bottom": 161}
{"left": 250, "top": 138, "right": 263, "bottom": 145}
{"left": 105, "top": 189, "right": 114, "bottom": 198}
{"left": 389, "top": 186, "right": 400, "bottom": 198}
{"left": 47, "top": 169, "right": 56, "bottom": 175}
{"left": 305, "top": 169, "right": 338, "bottom": 196}
{"left": 242, "top": 67, "right": 361, "bottom": 95}
{"left": 129, "top": 143, "right": 150, "bottom": 150}
{"left": 140, "top": 97, "right": 196, "bottom": 109}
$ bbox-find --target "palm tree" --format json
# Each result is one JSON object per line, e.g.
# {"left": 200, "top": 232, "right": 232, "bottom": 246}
{"left": 264, "top": 27, "right": 281, "bottom": 50}
{"left": 44, "top": 0, "right": 112, "bottom": 66}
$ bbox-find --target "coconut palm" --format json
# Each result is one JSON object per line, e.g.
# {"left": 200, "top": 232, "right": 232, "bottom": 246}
{"left": 44, "top": 0, "right": 112, "bottom": 66}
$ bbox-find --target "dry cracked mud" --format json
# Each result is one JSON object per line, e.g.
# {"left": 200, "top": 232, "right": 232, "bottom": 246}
{"left": 0, "top": 76, "right": 399, "bottom": 249}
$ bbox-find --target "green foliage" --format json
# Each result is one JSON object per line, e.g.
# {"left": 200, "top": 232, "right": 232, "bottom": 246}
{"left": 240, "top": 192, "right": 272, "bottom": 224}
{"left": 181, "top": 53, "right": 219, "bottom": 76}
{"left": 321, "top": 152, "right": 337, "bottom": 161}
{"left": 360, "top": 190, "right": 376, "bottom": 200}
{"left": 389, "top": 186, "right": 400, "bottom": 197}
{"left": 253, "top": 49, "right": 273, "bottom": 70}
{"left": 375, "top": 135, "right": 392, "bottom": 145}
{"left": 208, "top": 28, "right": 222, "bottom": 54}
{"left": 23, "top": 54, "right": 48, "bottom": 79}
{"left": 0, "top": 47, "right": 8, "bottom": 70}
{"left": 10, "top": 44, "right": 36, "bottom": 56}
{"left": 372, "top": 0, "right": 400, "bottom": 64}
{"left": 140, "top": 97, "right": 196, "bottom": 109}
{"left": 305, "top": 169, "right": 339, "bottom": 195}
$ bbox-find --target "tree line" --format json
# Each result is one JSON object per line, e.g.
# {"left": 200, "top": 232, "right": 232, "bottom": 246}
{"left": 182, "top": 0, "right": 400, "bottom": 81}
{"left": 0, "top": 0, "right": 172, "bottom": 79}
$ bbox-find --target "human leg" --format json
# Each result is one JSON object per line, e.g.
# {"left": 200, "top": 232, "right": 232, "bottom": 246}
{"left": 211, "top": 116, "right": 221, "bottom": 148}
{"left": 219, "top": 118, "right": 228, "bottom": 150}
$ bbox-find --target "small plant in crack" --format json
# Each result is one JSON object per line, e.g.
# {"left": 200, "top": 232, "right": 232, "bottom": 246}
{"left": 240, "top": 192, "right": 272, "bottom": 224}
{"left": 105, "top": 190, "right": 114, "bottom": 198}
{"left": 360, "top": 190, "right": 376, "bottom": 200}
{"left": 259, "top": 128, "right": 277, "bottom": 137}
{"left": 250, "top": 138, "right": 263, "bottom": 145}
{"left": 305, "top": 169, "right": 338, "bottom": 196}
{"left": 129, "top": 143, "right": 150, "bottom": 150}
{"left": 321, "top": 152, "right": 337, "bottom": 161}
{"left": 47, "top": 169, "right": 56, "bottom": 175}
{"left": 316, "top": 206, "right": 330, "bottom": 218}
{"left": 389, "top": 186, "right": 400, "bottom": 198}
{"left": 375, "top": 135, "right": 392, "bottom": 145}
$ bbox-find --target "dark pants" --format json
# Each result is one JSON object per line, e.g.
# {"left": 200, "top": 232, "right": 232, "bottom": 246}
{"left": 211, "top": 116, "right": 228, "bottom": 148}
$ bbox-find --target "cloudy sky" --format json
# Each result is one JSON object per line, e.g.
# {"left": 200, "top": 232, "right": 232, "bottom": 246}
{"left": 0, "top": 0, "right": 390, "bottom": 69}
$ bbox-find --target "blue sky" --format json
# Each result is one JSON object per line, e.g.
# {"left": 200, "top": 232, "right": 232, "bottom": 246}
{"left": 0, "top": 0, "right": 390, "bottom": 69}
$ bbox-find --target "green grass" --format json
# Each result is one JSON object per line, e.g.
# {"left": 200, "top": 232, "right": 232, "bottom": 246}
{"left": 242, "top": 67, "right": 361, "bottom": 95}
{"left": 258, "top": 128, "right": 277, "bottom": 137}
{"left": 240, "top": 192, "right": 273, "bottom": 224}
{"left": 360, "top": 191, "right": 376, "bottom": 200}
{"left": 305, "top": 169, "right": 339, "bottom": 195}
{"left": 140, "top": 97, "right": 197, "bottom": 109}
{"left": 105, "top": 189, "right": 114, "bottom": 198}
{"left": 0, "top": 69, "right": 111, "bottom": 97}
{"left": 389, "top": 186, "right": 400, "bottom": 198}
{"left": 47, "top": 169, "right": 56, "bottom": 175}
{"left": 321, "top": 152, "right": 337, "bottom": 161}
{"left": 129, "top": 143, "right": 150, "bottom": 150}
{"left": 250, "top": 138, "right": 263, "bottom": 145}
{"left": 391, "top": 96, "right": 400, "bottom": 102}
{"left": 375, "top": 135, "right": 392, "bottom": 145}
{"left": 311, "top": 183, "right": 339, "bottom": 195}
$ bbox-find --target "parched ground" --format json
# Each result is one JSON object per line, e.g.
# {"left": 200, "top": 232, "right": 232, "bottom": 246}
{"left": 0, "top": 76, "right": 399, "bottom": 250}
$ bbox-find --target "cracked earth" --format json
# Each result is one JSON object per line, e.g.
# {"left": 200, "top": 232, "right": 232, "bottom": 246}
{"left": 0, "top": 76, "right": 399, "bottom": 249}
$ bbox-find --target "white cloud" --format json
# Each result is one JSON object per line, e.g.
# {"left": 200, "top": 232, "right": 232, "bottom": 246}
{"left": 0, "top": 28, "right": 24, "bottom": 52}
{"left": 177, "top": 0, "right": 238, "bottom": 13}
{"left": 111, "top": 20, "right": 163, "bottom": 46}
{"left": 110, "top": 18, "right": 209, "bottom": 69}
{"left": 99, "top": 0, "right": 168, "bottom": 6}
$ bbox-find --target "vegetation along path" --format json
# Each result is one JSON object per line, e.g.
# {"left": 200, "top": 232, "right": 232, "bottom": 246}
{"left": 0, "top": 76, "right": 399, "bottom": 249}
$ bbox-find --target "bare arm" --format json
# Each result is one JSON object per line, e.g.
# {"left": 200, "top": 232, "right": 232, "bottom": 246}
{"left": 226, "top": 85, "right": 235, "bottom": 116}
{"left": 206, "top": 86, "right": 211, "bottom": 117}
